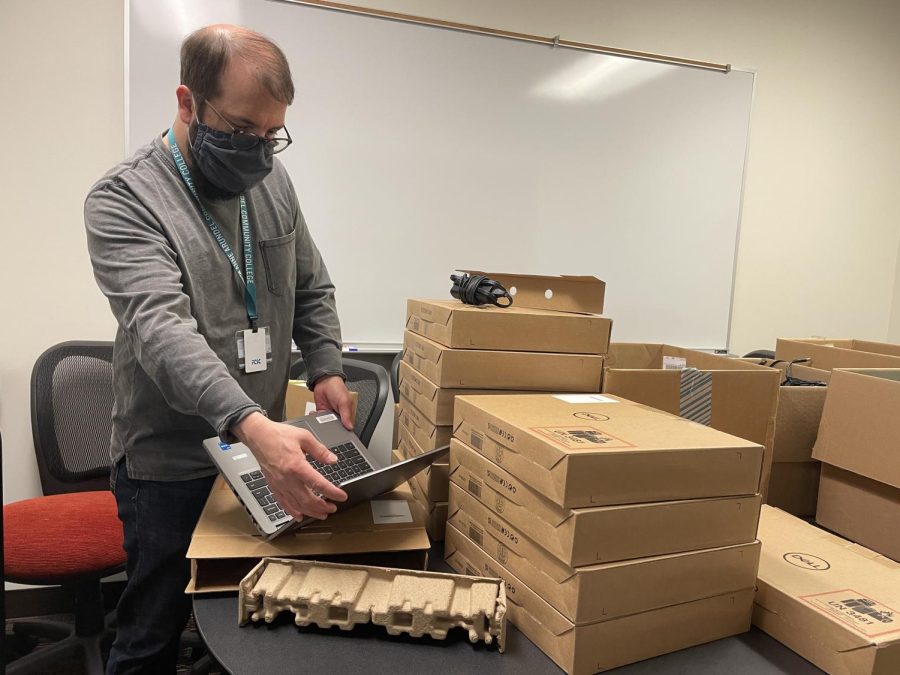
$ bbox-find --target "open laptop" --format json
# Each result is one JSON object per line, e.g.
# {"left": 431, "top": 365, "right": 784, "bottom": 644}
{"left": 203, "top": 410, "right": 448, "bottom": 540}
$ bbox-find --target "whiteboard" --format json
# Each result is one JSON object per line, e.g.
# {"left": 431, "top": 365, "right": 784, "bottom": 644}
{"left": 127, "top": 0, "right": 754, "bottom": 350}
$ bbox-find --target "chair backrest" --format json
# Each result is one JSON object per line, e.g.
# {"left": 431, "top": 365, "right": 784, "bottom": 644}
{"left": 390, "top": 352, "right": 401, "bottom": 404}
{"left": 30, "top": 341, "right": 115, "bottom": 495}
{"left": 341, "top": 358, "right": 390, "bottom": 447}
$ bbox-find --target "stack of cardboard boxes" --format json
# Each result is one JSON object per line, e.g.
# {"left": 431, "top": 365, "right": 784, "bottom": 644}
{"left": 444, "top": 393, "right": 766, "bottom": 674}
{"left": 394, "top": 273, "right": 612, "bottom": 541}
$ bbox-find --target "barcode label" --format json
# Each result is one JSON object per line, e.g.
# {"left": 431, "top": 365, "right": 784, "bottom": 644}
{"left": 470, "top": 432, "right": 483, "bottom": 450}
{"left": 469, "top": 525, "right": 484, "bottom": 547}
{"left": 468, "top": 478, "right": 482, "bottom": 499}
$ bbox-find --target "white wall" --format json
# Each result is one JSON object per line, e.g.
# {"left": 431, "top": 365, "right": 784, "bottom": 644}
{"left": 3, "top": 0, "right": 900, "bottom": 502}
{"left": 1, "top": 0, "right": 123, "bottom": 502}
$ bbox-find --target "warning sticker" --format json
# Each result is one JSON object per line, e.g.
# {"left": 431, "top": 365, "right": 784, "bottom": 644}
{"left": 531, "top": 426, "right": 635, "bottom": 449}
{"left": 801, "top": 590, "right": 900, "bottom": 637}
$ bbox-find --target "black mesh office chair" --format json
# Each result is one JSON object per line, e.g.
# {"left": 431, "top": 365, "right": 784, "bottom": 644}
{"left": 4, "top": 341, "right": 125, "bottom": 675}
{"left": 390, "top": 352, "right": 401, "bottom": 404}
{"left": 289, "top": 355, "right": 390, "bottom": 447}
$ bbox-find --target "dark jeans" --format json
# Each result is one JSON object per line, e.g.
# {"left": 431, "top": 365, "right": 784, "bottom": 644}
{"left": 106, "top": 461, "right": 216, "bottom": 675}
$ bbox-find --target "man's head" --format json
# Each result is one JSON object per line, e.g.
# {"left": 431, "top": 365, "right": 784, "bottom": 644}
{"left": 174, "top": 25, "right": 294, "bottom": 197}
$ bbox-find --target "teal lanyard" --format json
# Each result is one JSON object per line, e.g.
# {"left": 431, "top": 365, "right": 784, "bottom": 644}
{"left": 167, "top": 127, "right": 258, "bottom": 329}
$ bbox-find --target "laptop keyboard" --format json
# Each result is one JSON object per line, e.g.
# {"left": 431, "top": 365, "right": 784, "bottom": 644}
{"left": 239, "top": 443, "right": 374, "bottom": 523}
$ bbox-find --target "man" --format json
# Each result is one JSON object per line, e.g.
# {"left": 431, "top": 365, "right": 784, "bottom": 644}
{"left": 85, "top": 25, "right": 351, "bottom": 674}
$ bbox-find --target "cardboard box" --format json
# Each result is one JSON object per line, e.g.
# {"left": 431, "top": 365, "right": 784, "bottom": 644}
{"left": 451, "top": 438, "right": 761, "bottom": 566}
{"left": 393, "top": 444, "right": 449, "bottom": 505}
{"left": 454, "top": 394, "right": 763, "bottom": 509}
{"left": 816, "top": 465, "right": 900, "bottom": 563}
{"left": 406, "top": 284, "right": 611, "bottom": 354}
{"left": 398, "top": 397, "right": 452, "bottom": 452}
{"left": 603, "top": 343, "right": 779, "bottom": 500}
{"left": 186, "top": 477, "right": 430, "bottom": 593}
{"left": 407, "top": 467, "right": 448, "bottom": 542}
{"left": 285, "top": 380, "right": 358, "bottom": 421}
{"left": 445, "top": 503, "right": 759, "bottom": 625}
{"left": 753, "top": 505, "right": 900, "bottom": 675}
{"left": 767, "top": 461, "right": 821, "bottom": 518}
{"left": 776, "top": 338, "right": 900, "bottom": 371}
{"left": 447, "top": 523, "right": 753, "bottom": 675}
{"left": 403, "top": 331, "right": 604, "bottom": 391}
{"left": 398, "top": 360, "right": 524, "bottom": 426}
{"left": 449, "top": 469, "right": 760, "bottom": 568}
{"left": 812, "top": 369, "right": 900, "bottom": 488}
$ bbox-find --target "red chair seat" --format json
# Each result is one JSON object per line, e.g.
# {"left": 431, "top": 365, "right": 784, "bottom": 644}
{"left": 4, "top": 491, "right": 125, "bottom": 583}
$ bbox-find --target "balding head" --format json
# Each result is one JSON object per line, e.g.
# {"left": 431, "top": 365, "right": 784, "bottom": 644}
{"left": 180, "top": 24, "right": 294, "bottom": 106}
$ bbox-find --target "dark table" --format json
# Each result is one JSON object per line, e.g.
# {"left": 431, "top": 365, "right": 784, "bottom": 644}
{"left": 193, "top": 547, "right": 824, "bottom": 675}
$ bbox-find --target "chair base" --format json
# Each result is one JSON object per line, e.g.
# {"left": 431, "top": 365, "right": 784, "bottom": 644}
{"left": 7, "top": 621, "right": 110, "bottom": 675}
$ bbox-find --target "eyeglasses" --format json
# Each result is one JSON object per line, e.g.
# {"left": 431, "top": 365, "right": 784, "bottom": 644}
{"left": 202, "top": 99, "right": 293, "bottom": 155}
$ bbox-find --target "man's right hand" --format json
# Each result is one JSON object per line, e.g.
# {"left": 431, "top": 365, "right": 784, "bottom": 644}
{"left": 232, "top": 411, "right": 348, "bottom": 521}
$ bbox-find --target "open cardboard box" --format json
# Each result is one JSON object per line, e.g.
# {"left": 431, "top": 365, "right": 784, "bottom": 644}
{"left": 602, "top": 343, "right": 779, "bottom": 500}
{"left": 187, "top": 477, "right": 430, "bottom": 593}
{"left": 812, "top": 369, "right": 900, "bottom": 561}
{"left": 776, "top": 338, "right": 900, "bottom": 370}
{"left": 745, "top": 359, "right": 831, "bottom": 516}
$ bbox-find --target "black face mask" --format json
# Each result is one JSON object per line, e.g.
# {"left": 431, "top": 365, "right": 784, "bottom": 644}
{"left": 188, "top": 119, "right": 274, "bottom": 198}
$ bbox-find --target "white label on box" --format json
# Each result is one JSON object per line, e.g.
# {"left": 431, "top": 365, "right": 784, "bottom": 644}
{"left": 663, "top": 356, "right": 688, "bottom": 370}
{"left": 371, "top": 500, "right": 413, "bottom": 524}
{"left": 553, "top": 394, "right": 618, "bottom": 404}
{"left": 315, "top": 413, "right": 337, "bottom": 423}
{"left": 304, "top": 402, "right": 317, "bottom": 415}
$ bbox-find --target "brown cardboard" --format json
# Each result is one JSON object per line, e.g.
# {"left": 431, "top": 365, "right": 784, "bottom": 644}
{"left": 767, "top": 461, "right": 820, "bottom": 517}
{"left": 407, "top": 468, "right": 448, "bottom": 542}
{"left": 454, "top": 394, "right": 763, "bottom": 509}
{"left": 816, "top": 465, "right": 900, "bottom": 563}
{"left": 240, "top": 557, "right": 506, "bottom": 650}
{"left": 450, "top": 439, "right": 760, "bottom": 566}
{"left": 445, "top": 519, "right": 759, "bottom": 626}
{"left": 405, "top": 298, "right": 611, "bottom": 353}
{"left": 446, "top": 524, "right": 752, "bottom": 675}
{"left": 285, "top": 380, "right": 358, "bottom": 421}
{"left": 753, "top": 505, "right": 900, "bottom": 675}
{"left": 458, "top": 271, "right": 606, "bottom": 314}
{"left": 398, "top": 397, "right": 452, "bottom": 452}
{"left": 397, "top": 360, "right": 524, "bottom": 426}
{"left": 603, "top": 343, "right": 779, "bottom": 500}
{"left": 402, "top": 330, "right": 604, "bottom": 391}
{"left": 812, "top": 369, "right": 900, "bottom": 490}
{"left": 186, "top": 477, "right": 430, "bottom": 593}
{"left": 394, "top": 441, "right": 449, "bottom": 502}
{"left": 776, "top": 338, "right": 900, "bottom": 371}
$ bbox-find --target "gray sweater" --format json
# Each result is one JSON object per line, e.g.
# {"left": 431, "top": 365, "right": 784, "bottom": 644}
{"left": 85, "top": 133, "right": 343, "bottom": 481}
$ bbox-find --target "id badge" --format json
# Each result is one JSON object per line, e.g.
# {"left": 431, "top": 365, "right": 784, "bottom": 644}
{"left": 236, "top": 327, "right": 272, "bottom": 373}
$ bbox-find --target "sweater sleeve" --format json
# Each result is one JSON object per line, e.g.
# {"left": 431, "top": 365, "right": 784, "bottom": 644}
{"left": 85, "top": 179, "right": 262, "bottom": 438}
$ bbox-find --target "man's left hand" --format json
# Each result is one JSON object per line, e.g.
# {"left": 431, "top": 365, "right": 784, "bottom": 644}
{"left": 313, "top": 375, "right": 354, "bottom": 430}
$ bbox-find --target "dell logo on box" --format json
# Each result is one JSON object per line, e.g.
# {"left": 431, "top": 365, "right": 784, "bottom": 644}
{"left": 783, "top": 552, "right": 831, "bottom": 571}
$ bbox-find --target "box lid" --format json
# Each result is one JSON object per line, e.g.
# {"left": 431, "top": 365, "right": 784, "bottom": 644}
{"left": 812, "top": 369, "right": 900, "bottom": 489}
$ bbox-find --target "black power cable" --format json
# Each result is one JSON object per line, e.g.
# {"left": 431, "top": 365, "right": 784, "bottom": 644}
{"left": 450, "top": 273, "right": 514, "bottom": 307}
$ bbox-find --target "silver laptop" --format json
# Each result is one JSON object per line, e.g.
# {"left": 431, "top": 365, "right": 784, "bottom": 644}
{"left": 203, "top": 410, "right": 448, "bottom": 540}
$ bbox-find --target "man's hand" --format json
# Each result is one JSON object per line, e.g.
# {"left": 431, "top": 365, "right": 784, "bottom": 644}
{"left": 313, "top": 375, "right": 354, "bottom": 430}
{"left": 233, "top": 411, "right": 347, "bottom": 521}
